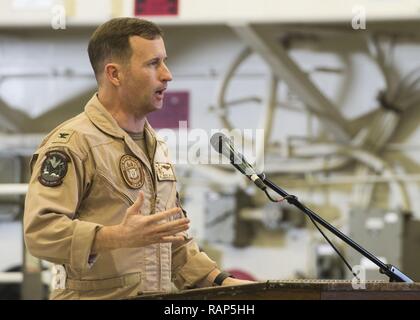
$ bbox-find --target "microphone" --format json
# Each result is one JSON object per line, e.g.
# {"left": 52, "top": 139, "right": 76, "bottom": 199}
{"left": 210, "top": 132, "right": 266, "bottom": 190}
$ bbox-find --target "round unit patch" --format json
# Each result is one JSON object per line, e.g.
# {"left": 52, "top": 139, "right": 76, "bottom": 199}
{"left": 38, "top": 151, "right": 70, "bottom": 187}
{"left": 120, "top": 154, "right": 144, "bottom": 189}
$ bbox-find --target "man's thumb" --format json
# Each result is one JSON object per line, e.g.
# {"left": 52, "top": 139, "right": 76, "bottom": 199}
{"left": 128, "top": 191, "right": 144, "bottom": 215}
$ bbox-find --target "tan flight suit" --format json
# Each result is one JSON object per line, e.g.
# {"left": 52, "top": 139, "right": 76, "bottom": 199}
{"left": 23, "top": 94, "right": 217, "bottom": 299}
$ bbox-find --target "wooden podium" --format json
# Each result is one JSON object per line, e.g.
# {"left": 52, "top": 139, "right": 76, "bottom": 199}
{"left": 134, "top": 280, "right": 420, "bottom": 300}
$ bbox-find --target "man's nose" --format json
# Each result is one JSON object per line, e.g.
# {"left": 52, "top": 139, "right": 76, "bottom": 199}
{"left": 160, "top": 63, "right": 173, "bottom": 82}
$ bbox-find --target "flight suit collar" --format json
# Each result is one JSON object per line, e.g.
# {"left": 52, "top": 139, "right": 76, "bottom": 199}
{"left": 85, "top": 94, "right": 157, "bottom": 174}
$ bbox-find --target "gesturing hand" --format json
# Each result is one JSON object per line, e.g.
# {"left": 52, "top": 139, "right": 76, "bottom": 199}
{"left": 119, "top": 191, "right": 190, "bottom": 248}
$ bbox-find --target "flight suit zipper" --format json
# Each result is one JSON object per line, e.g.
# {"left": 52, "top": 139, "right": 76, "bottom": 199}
{"left": 148, "top": 135, "right": 161, "bottom": 290}
{"left": 148, "top": 132, "right": 158, "bottom": 215}
{"left": 100, "top": 173, "right": 134, "bottom": 206}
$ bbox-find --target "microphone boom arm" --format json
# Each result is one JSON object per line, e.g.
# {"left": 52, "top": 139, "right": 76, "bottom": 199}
{"left": 258, "top": 173, "right": 413, "bottom": 283}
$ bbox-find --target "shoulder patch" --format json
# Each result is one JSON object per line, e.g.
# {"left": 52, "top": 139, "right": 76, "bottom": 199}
{"left": 51, "top": 129, "right": 74, "bottom": 144}
{"left": 38, "top": 151, "right": 70, "bottom": 187}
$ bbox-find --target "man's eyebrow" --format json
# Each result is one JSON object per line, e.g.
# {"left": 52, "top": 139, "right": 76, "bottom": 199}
{"left": 146, "top": 56, "right": 168, "bottom": 63}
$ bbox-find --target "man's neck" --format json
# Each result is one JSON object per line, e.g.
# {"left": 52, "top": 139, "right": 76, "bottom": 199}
{"left": 97, "top": 90, "right": 146, "bottom": 133}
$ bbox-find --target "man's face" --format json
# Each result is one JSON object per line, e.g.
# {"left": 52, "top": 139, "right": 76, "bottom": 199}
{"left": 120, "top": 35, "right": 172, "bottom": 117}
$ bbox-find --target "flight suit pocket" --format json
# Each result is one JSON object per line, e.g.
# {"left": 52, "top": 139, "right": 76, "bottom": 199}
{"left": 97, "top": 172, "right": 134, "bottom": 206}
{"left": 154, "top": 163, "right": 177, "bottom": 211}
{"left": 69, "top": 273, "right": 142, "bottom": 299}
{"left": 91, "top": 171, "right": 154, "bottom": 218}
{"left": 66, "top": 272, "right": 142, "bottom": 291}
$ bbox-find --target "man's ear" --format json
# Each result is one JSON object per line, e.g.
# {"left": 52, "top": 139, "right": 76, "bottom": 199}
{"left": 104, "top": 63, "right": 122, "bottom": 86}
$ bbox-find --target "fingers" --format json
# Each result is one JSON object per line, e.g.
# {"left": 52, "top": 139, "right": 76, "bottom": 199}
{"left": 147, "top": 207, "right": 183, "bottom": 223}
{"left": 155, "top": 225, "right": 189, "bottom": 238}
{"left": 153, "top": 218, "right": 189, "bottom": 238}
{"left": 152, "top": 216, "right": 189, "bottom": 233}
{"left": 127, "top": 191, "right": 144, "bottom": 215}
{"left": 160, "top": 235, "right": 187, "bottom": 243}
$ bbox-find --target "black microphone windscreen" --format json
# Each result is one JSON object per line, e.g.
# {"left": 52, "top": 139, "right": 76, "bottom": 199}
{"left": 210, "top": 132, "right": 263, "bottom": 180}
{"left": 210, "top": 132, "right": 230, "bottom": 156}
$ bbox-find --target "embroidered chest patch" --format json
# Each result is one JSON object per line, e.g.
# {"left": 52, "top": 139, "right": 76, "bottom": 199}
{"left": 155, "top": 163, "right": 176, "bottom": 181}
{"left": 38, "top": 151, "right": 70, "bottom": 187}
{"left": 120, "top": 155, "right": 144, "bottom": 189}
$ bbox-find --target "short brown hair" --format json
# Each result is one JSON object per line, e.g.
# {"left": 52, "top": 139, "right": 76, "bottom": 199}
{"left": 88, "top": 17, "right": 163, "bottom": 80}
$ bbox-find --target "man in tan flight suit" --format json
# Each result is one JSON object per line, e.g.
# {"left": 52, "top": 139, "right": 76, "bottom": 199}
{"left": 23, "top": 18, "right": 249, "bottom": 299}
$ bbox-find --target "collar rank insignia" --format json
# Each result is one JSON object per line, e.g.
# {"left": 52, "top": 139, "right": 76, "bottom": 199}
{"left": 120, "top": 155, "right": 144, "bottom": 189}
{"left": 155, "top": 163, "right": 176, "bottom": 181}
{"left": 38, "top": 151, "right": 70, "bottom": 187}
{"left": 59, "top": 133, "right": 69, "bottom": 139}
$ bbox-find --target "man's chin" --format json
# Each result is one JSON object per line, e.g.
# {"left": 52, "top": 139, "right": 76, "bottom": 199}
{"left": 151, "top": 103, "right": 164, "bottom": 111}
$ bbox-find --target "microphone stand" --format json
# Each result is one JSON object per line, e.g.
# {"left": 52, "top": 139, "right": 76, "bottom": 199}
{"left": 258, "top": 173, "right": 414, "bottom": 283}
